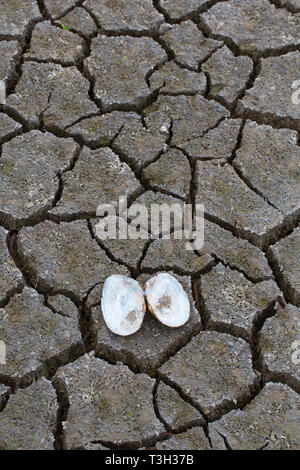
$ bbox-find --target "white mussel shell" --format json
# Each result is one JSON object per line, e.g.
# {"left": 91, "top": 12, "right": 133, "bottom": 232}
{"left": 101, "top": 275, "right": 146, "bottom": 336}
{"left": 145, "top": 273, "right": 190, "bottom": 328}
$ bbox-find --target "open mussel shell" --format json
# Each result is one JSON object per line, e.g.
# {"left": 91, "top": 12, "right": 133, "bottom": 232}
{"left": 145, "top": 273, "right": 190, "bottom": 328}
{"left": 101, "top": 275, "right": 146, "bottom": 336}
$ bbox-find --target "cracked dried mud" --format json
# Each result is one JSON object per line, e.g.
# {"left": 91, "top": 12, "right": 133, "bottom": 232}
{"left": 0, "top": 0, "right": 299, "bottom": 451}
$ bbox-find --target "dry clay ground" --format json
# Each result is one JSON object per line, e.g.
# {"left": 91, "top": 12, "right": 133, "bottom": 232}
{"left": 0, "top": 0, "right": 299, "bottom": 450}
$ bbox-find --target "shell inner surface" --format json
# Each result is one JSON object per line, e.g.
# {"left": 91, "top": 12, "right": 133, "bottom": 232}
{"left": 145, "top": 273, "right": 190, "bottom": 327}
{"left": 101, "top": 275, "right": 146, "bottom": 336}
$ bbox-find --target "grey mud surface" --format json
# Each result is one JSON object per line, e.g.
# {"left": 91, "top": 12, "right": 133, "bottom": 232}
{"left": 0, "top": 0, "right": 299, "bottom": 450}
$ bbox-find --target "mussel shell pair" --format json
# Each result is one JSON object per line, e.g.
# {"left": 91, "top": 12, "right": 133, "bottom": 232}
{"left": 101, "top": 273, "right": 190, "bottom": 336}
